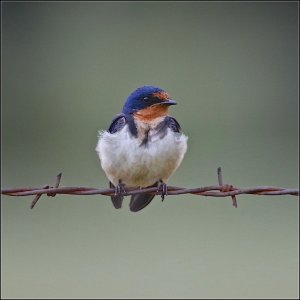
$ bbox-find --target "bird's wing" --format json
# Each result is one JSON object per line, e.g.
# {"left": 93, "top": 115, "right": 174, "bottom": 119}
{"left": 108, "top": 114, "right": 127, "bottom": 133}
{"left": 108, "top": 113, "right": 138, "bottom": 137}
{"left": 165, "top": 116, "right": 182, "bottom": 133}
{"left": 156, "top": 116, "right": 182, "bottom": 138}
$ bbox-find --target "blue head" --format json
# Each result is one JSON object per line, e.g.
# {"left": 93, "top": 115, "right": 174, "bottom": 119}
{"left": 122, "top": 86, "right": 177, "bottom": 115}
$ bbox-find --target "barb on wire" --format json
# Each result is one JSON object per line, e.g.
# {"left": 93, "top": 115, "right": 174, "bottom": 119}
{"left": 1, "top": 168, "right": 299, "bottom": 209}
{"left": 217, "top": 167, "right": 237, "bottom": 208}
{"left": 30, "top": 172, "right": 62, "bottom": 209}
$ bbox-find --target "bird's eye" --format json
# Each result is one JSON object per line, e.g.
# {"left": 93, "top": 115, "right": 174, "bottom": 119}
{"left": 143, "top": 97, "right": 150, "bottom": 102}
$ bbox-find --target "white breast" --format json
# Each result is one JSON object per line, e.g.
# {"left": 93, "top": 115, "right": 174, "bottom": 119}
{"left": 96, "top": 122, "right": 188, "bottom": 188}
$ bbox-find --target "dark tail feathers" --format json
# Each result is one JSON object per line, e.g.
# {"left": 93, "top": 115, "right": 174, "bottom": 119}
{"left": 110, "top": 181, "right": 156, "bottom": 212}
{"left": 129, "top": 193, "right": 155, "bottom": 212}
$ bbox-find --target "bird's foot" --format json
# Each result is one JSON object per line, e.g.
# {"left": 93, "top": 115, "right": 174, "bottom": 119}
{"left": 157, "top": 180, "right": 168, "bottom": 201}
{"left": 115, "top": 180, "right": 126, "bottom": 198}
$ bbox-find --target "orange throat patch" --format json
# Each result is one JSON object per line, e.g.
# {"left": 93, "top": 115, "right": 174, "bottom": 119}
{"left": 134, "top": 105, "right": 170, "bottom": 122}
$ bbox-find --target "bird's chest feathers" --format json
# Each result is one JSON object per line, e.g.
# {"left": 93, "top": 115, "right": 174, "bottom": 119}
{"left": 133, "top": 116, "right": 165, "bottom": 145}
{"left": 97, "top": 116, "right": 187, "bottom": 187}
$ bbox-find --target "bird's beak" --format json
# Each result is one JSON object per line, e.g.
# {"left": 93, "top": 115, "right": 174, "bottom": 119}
{"left": 164, "top": 99, "right": 177, "bottom": 105}
{"left": 154, "top": 99, "right": 177, "bottom": 106}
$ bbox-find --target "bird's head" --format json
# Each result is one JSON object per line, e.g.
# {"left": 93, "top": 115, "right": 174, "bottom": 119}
{"left": 122, "top": 86, "right": 177, "bottom": 120}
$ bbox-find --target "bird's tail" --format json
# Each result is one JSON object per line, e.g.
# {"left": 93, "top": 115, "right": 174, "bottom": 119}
{"left": 129, "top": 183, "right": 157, "bottom": 212}
{"left": 129, "top": 193, "right": 155, "bottom": 212}
{"left": 110, "top": 181, "right": 156, "bottom": 211}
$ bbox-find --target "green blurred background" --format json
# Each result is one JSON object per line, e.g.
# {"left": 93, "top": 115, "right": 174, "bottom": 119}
{"left": 1, "top": 2, "right": 298, "bottom": 299}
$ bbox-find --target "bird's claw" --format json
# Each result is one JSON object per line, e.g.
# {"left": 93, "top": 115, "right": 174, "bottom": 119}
{"left": 157, "top": 180, "right": 168, "bottom": 201}
{"left": 115, "top": 180, "right": 126, "bottom": 198}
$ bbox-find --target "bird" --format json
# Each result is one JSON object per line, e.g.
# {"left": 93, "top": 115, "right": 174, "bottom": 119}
{"left": 96, "top": 85, "right": 188, "bottom": 212}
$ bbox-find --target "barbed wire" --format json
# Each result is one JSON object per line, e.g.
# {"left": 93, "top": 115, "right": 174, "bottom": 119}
{"left": 1, "top": 168, "right": 298, "bottom": 209}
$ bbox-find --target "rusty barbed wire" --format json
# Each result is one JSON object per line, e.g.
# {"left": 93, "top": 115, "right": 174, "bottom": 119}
{"left": 1, "top": 168, "right": 299, "bottom": 209}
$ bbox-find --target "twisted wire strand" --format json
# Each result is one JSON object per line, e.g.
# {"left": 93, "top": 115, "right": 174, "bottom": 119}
{"left": 1, "top": 185, "right": 299, "bottom": 197}
{"left": 1, "top": 169, "right": 298, "bottom": 209}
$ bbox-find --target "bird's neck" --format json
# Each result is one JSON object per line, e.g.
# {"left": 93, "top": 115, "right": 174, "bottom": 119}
{"left": 134, "top": 105, "right": 169, "bottom": 122}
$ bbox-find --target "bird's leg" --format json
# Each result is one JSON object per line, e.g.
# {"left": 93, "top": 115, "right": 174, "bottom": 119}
{"left": 157, "top": 179, "right": 168, "bottom": 201}
{"left": 115, "top": 180, "right": 126, "bottom": 197}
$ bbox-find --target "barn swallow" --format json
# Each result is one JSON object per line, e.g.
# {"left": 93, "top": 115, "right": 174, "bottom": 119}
{"left": 96, "top": 86, "right": 188, "bottom": 212}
